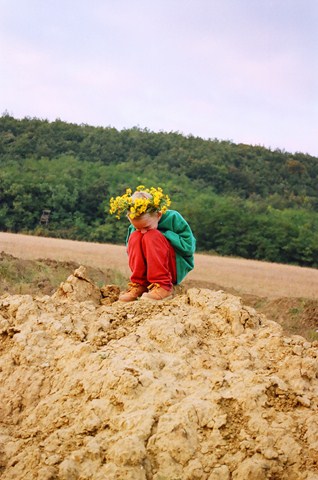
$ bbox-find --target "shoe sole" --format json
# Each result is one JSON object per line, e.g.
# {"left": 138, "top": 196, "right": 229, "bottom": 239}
{"left": 140, "top": 294, "right": 174, "bottom": 302}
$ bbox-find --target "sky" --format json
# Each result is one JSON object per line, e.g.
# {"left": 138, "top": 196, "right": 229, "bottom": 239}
{"left": 0, "top": 0, "right": 317, "bottom": 156}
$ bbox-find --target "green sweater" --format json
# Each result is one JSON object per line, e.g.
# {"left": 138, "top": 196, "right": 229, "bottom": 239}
{"left": 126, "top": 210, "right": 196, "bottom": 284}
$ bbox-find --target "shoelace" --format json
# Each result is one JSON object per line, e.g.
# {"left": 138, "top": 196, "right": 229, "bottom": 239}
{"left": 147, "top": 283, "right": 161, "bottom": 291}
{"left": 127, "top": 282, "right": 141, "bottom": 291}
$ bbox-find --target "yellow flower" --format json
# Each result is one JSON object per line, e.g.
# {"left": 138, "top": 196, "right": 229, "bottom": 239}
{"left": 108, "top": 186, "right": 171, "bottom": 219}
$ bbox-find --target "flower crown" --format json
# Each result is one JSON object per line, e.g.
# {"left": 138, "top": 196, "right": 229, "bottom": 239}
{"left": 109, "top": 185, "right": 171, "bottom": 219}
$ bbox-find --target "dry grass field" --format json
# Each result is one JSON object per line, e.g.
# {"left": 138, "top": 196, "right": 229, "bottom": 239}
{"left": 1, "top": 231, "right": 317, "bottom": 299}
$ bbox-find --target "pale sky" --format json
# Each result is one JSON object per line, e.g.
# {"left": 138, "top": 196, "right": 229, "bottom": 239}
{"left": 0, "top": 0, "right": 317, "bottom": 156}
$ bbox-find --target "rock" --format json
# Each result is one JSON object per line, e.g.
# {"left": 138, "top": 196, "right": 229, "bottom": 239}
{"left": 52, "top": 266, "right": 101, "bottom": 304}
{"left": 100, "top": 284, "right": 120, "bottom": 304}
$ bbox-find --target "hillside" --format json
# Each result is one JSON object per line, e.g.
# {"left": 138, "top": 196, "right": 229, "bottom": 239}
{"left": 1, "top": 266, "right": 317, "bottom": 479}
{"left": 1, "top": 114, "right": 318, "bottom": 267}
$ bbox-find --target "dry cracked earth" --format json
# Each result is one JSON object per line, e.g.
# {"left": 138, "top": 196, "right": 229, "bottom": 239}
{"left": 0, "top": 267, "right": 317, "bottom": 479}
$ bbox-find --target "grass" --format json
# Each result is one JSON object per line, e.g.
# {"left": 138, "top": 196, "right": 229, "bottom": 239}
{"left": 0, "top": 252, "right": 127, "bottom": 296}
{"left": 307, "top": 329, "right": 318, "bottom": 342}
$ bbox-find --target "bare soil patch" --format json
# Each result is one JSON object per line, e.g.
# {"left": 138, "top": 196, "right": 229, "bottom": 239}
{"left": 1, "top": 270, "right": 317, "bottom": 479}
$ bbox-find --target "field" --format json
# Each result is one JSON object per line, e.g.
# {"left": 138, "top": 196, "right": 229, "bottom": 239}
{"left": 0, "top": 231, "right": 317, "bottom": 340}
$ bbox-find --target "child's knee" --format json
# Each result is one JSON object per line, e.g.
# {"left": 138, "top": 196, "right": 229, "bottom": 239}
{"left": 128, "top": 230, "right": 143, "bottom": 246}
{"left": 143, "top": 229, "right": 163, "bottom": 241}
{"left": 142, "top": 229, "right": 169, "bottom": 248}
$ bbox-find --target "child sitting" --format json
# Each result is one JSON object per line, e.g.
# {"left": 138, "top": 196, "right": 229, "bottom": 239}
{"left": 109, "top": 186, "right": 196, "bottom": 302}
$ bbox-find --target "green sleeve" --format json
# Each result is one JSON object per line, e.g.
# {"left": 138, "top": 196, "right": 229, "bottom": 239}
{"left": 158, "top": 210, "right": 196, "bottom": 256}
{"left": 126, "top": 224, "right": 135, "bottom": 245}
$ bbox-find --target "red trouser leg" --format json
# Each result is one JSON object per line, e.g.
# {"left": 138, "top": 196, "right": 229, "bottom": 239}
{"left": 127, "top": 229, "right": 177, "bottom": 290}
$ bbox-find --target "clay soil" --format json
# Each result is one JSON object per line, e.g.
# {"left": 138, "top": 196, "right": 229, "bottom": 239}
{"left": 0, "top": 265, "right": 318, "bottom": 479}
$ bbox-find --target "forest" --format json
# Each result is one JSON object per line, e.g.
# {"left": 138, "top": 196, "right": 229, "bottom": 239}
{"left": 0, "top": 113, "right": 317, "bottom": 267}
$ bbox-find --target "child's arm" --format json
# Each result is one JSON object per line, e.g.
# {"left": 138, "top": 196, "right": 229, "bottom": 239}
{"left": 159, "top": 211, "right": 196, "bottom": 256}
{"left": 163, "top": 228, "right": 196, "bottom": 256}
{"left": 126, "top": 224, "right": 135, "bottom": 245}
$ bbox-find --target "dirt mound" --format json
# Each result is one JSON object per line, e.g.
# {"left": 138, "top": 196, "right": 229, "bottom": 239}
{"left": 0, "top": 268, "right": 318, "bottom": 479}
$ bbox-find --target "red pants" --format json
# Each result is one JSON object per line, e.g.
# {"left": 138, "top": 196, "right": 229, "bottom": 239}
{"left": 127, "top": 229, "right": 177, "bottom": 291}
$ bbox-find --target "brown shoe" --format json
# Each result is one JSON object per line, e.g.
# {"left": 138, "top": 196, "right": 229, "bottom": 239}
{"left": 118, "top": 282, "right": 148, "bottom": 302}
{"left": 141, "top": 283, "right": 173, "bottom": 301}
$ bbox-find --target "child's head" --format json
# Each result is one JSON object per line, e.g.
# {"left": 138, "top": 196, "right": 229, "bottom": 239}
{"left": 109, "top": 186, "right": 171, "bottom": 220}
{"left": 128, "top": 191, "right": 162, "bottom": 232}
{"left": 128, "top": 210, "right": 162, "bottom": 233}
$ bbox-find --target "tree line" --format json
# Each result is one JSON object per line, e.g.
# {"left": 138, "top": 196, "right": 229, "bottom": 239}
{"left": 0, "top": 113, "right": 317, "bottom": 267}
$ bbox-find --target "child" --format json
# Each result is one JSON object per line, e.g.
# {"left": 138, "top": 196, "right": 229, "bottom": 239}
{"left": 109, "top": 186, "right": 196, "bottom": 301}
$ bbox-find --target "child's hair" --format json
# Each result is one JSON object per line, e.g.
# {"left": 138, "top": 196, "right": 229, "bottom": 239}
{"left": 128, "top": 191, "right": 155, "bottom": 219}
{"left": 131, "top": 191, "right": 152, "bottom": 201}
